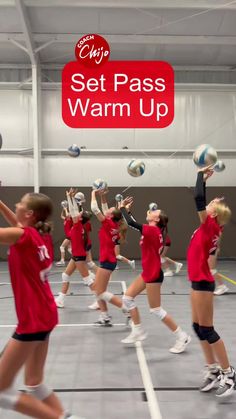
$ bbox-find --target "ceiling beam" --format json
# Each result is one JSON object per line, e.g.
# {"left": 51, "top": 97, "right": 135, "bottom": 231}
{"left": 2, "top": 0, "right": 236, "bottom": 10}
{"left": 2, "top": 33, "right": 236, "bottom": 46}
{"left": 15, "top": 0, "right": 37, "bottom": 64}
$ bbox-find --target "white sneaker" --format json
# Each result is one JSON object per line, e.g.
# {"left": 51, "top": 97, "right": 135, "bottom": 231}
{"left": 88, "top": 301, "right": 100, "bottom": 310}
{"left": 174, "top": 262, "right": 183, "bottom": 274}
{"left": 169, "top": 334, "right": 191, "bottom": 354}
{"left": 214, "top": 284, "right": 229, "bottom": 296}
{"left": 121, "top": 328, "right": 147, "bottom": 344}
{"left": 129, "top": 260, "right": 136, "bottom": 270}
{"left": 55, "top": 296, "right": 65, "bottom": 308}
{"left": 55, "top": 260, "right": 65, "bottom": 267}
{"left": 115, "top": 265, "right": 119, "bottom": 270}
{"left": 164, "top": 269, "right": 174, "bottom": 277}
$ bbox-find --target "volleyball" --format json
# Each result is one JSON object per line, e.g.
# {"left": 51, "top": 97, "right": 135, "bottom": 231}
{"left": 193, "top": 144, "right": 217, "bottom": 167}
{"left": 74, "top": 192, "right": 85, "bottom": 203}
{"left": 61, "top": 200, "right": 68, "bottom": 208}
{"left": 149, "top": 202, "right": 158, "bottom": 211}
{"left": 92, "top": 178, "right": 107, "bottom": 190}
{"left": 115, "top": 194, "right": 123, "bottom": 202}
{"left": 127, "top": 159, "right": 145, "bottom": 177}
{"left": 67, "top": 144, "right": 80, "bottom": 157}
{"left": 213, "top": 160, "right": 226, "bottom": 172}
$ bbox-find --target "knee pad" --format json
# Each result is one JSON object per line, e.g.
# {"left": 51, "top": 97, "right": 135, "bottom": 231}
{"left": 210, "top": 269, "right": 217, "bottom": 275}
{"left": 60, "top": 246, "right": 65, "bottom": 252}
{"left": 0, "top": 386, "right": 19, "bottom": 409}
{"left": 83, "top": 273, "right": 94, "bottom": 287}
{"left": 192, "top": 322, "right": 204, "bottom": 340}
{"left": 116, "top": 254, "right": 123, "bottom": 261}
{"left": 97, "top": 291, "right": 113, "bottom": 302}
{"left": 122, "top": 295, "right": 136, "bottom": 312}
{"left": 161, "top": 257, "right": 166, "bottom": 264}
{"left": 62, "top": 272, "right": 70, "bottom": 283}
{"left": 199, "top": 326, "right": 220, "bottom": 344}
{"left": 25, "top": 383, "right": 52, "bottom": 401}
{"left": 150, "top": 306, "right": 167, "bottom": 320}
{"left": 87, "top": 261, "right": 96, "bottom": 269}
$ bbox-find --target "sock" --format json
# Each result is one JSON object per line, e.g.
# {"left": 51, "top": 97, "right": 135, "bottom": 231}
{"left": 173, "top": 326, "right": 186, "bottom": 339}
{"left": 133, "top": 324, "right": 142, "bottom": 333}
{"left": 101, "top": 311, "right": 109, "bottom": 319}
{"left": 59, "top": 292, "right": 66, "bottom": 301}
{"left": 223, "top": 366, "right": 232, "bottom": 375}
{"left": 208, "top": 363, "right": 220, "bottom": 372}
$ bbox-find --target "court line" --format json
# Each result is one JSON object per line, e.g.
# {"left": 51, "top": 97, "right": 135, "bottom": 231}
{"left": 0, "top": 280, "right": 125, "bottom": 285}
{"left": 121, "top": 281, "right": 162, "bottom": 419}
{"left": 0, "top": 323, "right": 126, "bottom": 328}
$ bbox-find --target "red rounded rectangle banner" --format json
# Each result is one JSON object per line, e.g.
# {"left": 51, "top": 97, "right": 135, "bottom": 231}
{"left": 62, "top": 61, "right": 174, "bottom": 128}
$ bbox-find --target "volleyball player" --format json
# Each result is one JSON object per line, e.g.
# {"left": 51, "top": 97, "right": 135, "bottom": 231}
{"left": 119, "top": 197, "right": 191, "bottom": 353}
{"left": 161, "top": 234, "right": 183, "bottom": 277}
{"left": 188, "top": 166, "right": 235, "bottom": 397}
{"left": 55, "top": 189, "right": 95, "bottom": 309}
{"left": 0, "top": 193, "right": 83, "bottom": 418}
{"left": 90, "top": 189, "right": 126, "bottom": 326}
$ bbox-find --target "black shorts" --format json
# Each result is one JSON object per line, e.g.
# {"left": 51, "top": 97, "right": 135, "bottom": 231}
{"left": 12, "top": 330, "right": 51, "bottom": 342}
{"left": 72, "top": 255, "right": 86, "bottom": 262}
{"left": 86, "top": 244, "right": 92, "bottom": 252}
{"left": 143, "top": 270, "right": 164, "bottom": 284}
{"left": 191, "top": 280, "right": 215, "bottom": 292}
{"left": 100, "top": 261, "right": 117, "bottom": 271}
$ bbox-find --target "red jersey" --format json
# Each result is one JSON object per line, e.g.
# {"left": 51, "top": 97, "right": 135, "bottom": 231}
{"left": 70, "top": 220, "right": 86, "bottom": 257}
{"left": 140, "top": 224, "right": 163, "bottom": 282}
{"left": 99, "top": 218, "right": 119, "bottom": 263}
{"left": 64, "top": 217, "right": 73, "bottom": 238}
{"left": 187, "top": 215, "right": 221, "bottom": 282}
{"left": 8, "top": 227, "right": 58, "bottom": 334}
{"left": 84, "top": 221, "right": 92, "bottom": 247}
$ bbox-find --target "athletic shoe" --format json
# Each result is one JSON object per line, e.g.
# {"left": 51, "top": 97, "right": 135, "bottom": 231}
{"left": 174, "top": 262, "right": 183, "bottom": 274}
{"left": 55, "top": 260, "right": 65, "bottom": 267}
{"left": 65, "top": 415, "right": 86, "bottom": 419}
{"left": 199, "top": 366, "right": 221, "bottom": 392}
{"left": 214, "top": 284, "right": 229, "bottom": 296}
{"left": 121, "top": 328, "right": 147, "bottom": 344}
{"left": 94, "top": 317, "right": 113, "bottom": 327}
{"left": 88, "top": 300, "right": 100, "bottom": 310}
{"left": 115, "top": 266, "right": 119, "bottom": 270}
{"left": 216, "top": 367, "right": 236, "bottom": 397}
{"left": 55, "top": 296, "right": 65, "bottom": 308}
{"left": 164, "top": 270, "right": 174, "bottom": 277}
{"left": 169, "top": 333, "right": 191, "bottom": 354}
{"left": 129, "top": 260, "right": 136, "bottom": 270}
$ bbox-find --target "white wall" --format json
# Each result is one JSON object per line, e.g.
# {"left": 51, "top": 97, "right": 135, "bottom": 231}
{"left": 0, "top": 86, "right": 236, "bottom": 186}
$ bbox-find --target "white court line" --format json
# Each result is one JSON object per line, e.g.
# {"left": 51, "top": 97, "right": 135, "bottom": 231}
{"left": 121, "top": 281, "right": 162, "bottom": 419}
{"left": 135, "top": 342, "right": 162, "bottom": 419}
{"left": 0, "top": 280, "right": 124, "bottom": 286}
{"left": 0, "top": 323, "right": 126, "bottom": 328}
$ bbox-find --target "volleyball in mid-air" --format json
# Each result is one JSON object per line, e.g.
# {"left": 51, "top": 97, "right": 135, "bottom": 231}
{"left": 67, "top": 144, "right": 80, "bottom": 157}
{"left": 193, "top": 144, "right": 217, "bottom": 167}
{"left": 61, "top": 200, "right": 68, "bottom": 208}
{"left": 127, "top": 159, "right": 145, "bottom": 177}
{"left": 74, "top": 192, "right": 86, "bottom": 203}
{"left": 213, "top": 160, "right": 226, "bottom": 172}
{"left": 92, "top": 178, "right": 107, "bottom": 190}
{"left": 149, "top": 202, "right": 158, "bottom": 211}
{"left": 115, "top": 194, "right": 123, "bottom": 202}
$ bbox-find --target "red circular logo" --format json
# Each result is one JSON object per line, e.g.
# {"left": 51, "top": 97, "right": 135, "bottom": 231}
{"left": 75, "top": 34, "right": 110, "bottom": 68}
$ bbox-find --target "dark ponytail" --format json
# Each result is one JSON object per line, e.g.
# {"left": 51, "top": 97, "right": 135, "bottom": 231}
{"left": 157, "top": 211, "right": 168, "bottom": 247}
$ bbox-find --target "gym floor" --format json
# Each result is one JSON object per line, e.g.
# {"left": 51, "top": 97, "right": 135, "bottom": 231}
{"left": 0, "top": 260, "right": 236, "bottom": 419}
